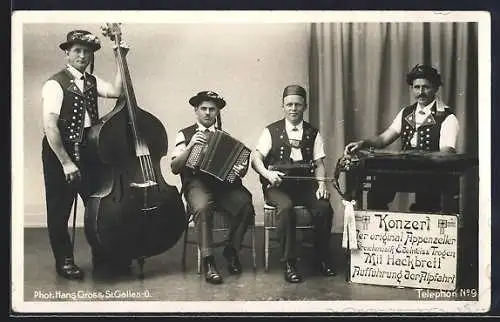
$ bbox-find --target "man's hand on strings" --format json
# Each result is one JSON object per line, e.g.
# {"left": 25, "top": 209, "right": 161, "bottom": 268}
{"left": 316, "top": 181, "right": 330, "bottom": 200}
{"left": 112, "top": 40, "right": 130, "bottom": 56}
{"left": 265, "top": 170, "right": 285, "bottom": 188}
{"left": 344, "top": 140, "right": 364, "bottom": 155}
{"left": 100, "top": 23, "right": 130, "bottom": 56}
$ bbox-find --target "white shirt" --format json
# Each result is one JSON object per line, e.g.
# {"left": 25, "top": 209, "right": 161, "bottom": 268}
{"left": 388, "top": 99, "right": 460, "bottom": 149}
{"left": 171, "top": 122, "right": 217, "bottom": 159}
{"left": 255, "top": 119, "right": 326, "bottom": 161}
{"left": 42, "top": 64, "right": 115, "bottom": 127}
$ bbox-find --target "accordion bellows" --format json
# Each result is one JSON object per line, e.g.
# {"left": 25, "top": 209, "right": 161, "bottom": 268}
{"left": 186, "top": 130, "right": 251, "bottom": 183}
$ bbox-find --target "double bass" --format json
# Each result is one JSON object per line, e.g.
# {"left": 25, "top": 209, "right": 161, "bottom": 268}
{"left": 84, "top": 23, "right": 187, "bottom": 278}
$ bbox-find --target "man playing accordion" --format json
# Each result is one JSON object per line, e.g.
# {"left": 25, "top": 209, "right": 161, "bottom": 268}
{"left": 171, "top": 91, "right": 256, "bottom": 285}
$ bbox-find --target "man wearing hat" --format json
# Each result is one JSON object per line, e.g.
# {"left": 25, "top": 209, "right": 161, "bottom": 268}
{"left": 251, "top": 85, "right": 336, "bottom": 283}
{"left": 344, "top": 64, "right": 460, "bottom": 211}
{"left": 171, "top": 91, "right": 256, "bottom": 285}
{"left": 41, "top": 28, "right": 128, "bottom": 280}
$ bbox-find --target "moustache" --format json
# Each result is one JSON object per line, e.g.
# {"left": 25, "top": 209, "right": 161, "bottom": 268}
{"left": 417, "top": 94, "right": 427, "bottom": 99}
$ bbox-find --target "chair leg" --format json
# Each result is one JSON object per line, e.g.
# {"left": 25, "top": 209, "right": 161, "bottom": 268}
{"left": 251, "top": 225, "right": 257, "bottom": 270}
{"left": 197, "top": 247, "right": 201, "bottom": 274}
{"left": 264, "top": 228, "right": 270, "bottom": 272}
{"left": 181, "top": 228, "right": 188, "bottom": 272}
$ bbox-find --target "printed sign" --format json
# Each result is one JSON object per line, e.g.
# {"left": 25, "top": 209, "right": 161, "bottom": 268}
{"left": 350, "top": 211, "right": 458, "bottom": 290}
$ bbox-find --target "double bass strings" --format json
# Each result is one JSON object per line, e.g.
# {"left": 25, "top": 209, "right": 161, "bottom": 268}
{"left": 137, "top": 140, "right": 157, "bottom": 185}
{"left": 111, "top": 31, "right": 157, "bottom": 187}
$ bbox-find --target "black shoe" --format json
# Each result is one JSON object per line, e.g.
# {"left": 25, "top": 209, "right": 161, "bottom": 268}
{"left": 223, "top": 247, "right": 242, "bottom": 275}
{"left": 317, "top": 261, "right": 336, "bottom": 277}
{"left": 203, "top": 256, "right": 223, "bottom": 284}
{"left": 56, "top": 257, "right": 84, "bottom": 280}
{"left": 283, "top": 260, "right": 302, "bottom": 283}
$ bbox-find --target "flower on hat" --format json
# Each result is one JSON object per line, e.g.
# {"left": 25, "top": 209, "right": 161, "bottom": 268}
{"left": 189, "top": 91, "right": 226, "bottom": 109}
{"left": 80, "top": 34, "right": 101, "bottom": 46}
{"left": 60, "top": 30, "right": 101, "bottom": 52}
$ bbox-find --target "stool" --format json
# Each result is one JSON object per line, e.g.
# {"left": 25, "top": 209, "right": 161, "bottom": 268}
{"left": 263, "top": 204, "right": 314, "bottom": 272}
{"left": 181, "top": 209, "right": 257, "bottom": 274}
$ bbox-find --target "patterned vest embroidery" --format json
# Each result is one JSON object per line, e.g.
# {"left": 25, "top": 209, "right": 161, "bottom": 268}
{"left": 49, "top": 68, "right": 99, "bottom": 143}
{"left": 260, "top": 119, "right": 318, "bottom": 186}
{"left": 400, "top": 102, "right": 453, "bottom": 151}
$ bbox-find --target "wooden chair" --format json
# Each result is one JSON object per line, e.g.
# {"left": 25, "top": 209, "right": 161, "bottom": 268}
{"left": 263, "top": 204, "right": 314, "bottom": 272}
{"left": 181, "top": 208, "right": 257, "bottom": 273}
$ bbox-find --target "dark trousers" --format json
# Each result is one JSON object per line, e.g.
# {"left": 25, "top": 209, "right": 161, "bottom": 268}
{"left": 42, "top": 137, "right": 94, "bottom": 267}
{"left": 42, "top": 136, "right": 130, "bottom": 269}
{"left": 264, "top": 181, "right": 333, "bottom": 263}
{"left": 367, "top": 175, "right": 441, "bottom": 212}
{"left": 184, "top": 177, "right": 255, "bottom": 258}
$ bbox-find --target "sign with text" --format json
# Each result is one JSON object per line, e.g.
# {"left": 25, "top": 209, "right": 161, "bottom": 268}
{"left": 350, "top": 211, "right": 458, "bottom": 290}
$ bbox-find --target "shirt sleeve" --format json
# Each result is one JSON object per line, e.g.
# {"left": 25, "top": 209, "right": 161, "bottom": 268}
{"left": 313, "top": 132, "right": 326, "bottom": 161}
{"left": 439, "top": 114, "right": 460, "bottom": 150}
{"left": 95, "top": 74, "right": 114, "bottom": 98}
{"left": 388, "top": 109, "right": 404, "bottom": 135}
{"left": 255, "top": 128, "right": 272, "bottom": 158}
{"left": 42, "top": 80, "right": 64, "bottom": 118}
{"left": 171, "top": 131, "right": 187, "bottom": 159}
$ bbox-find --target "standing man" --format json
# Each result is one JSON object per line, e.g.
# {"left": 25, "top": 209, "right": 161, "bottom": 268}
{"left": 171, "top": 91, "right": 256, "bottom": 285}
{"left": 42, "top": 28, "right": 127, "bottom": 280}
{"left": 344, "top": 64, "right": 460, "bottom": 212}
{"left": 251, "top": 85, "right": 336, "bottom": 283}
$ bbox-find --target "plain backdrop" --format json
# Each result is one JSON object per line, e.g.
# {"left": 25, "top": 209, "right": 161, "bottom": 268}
{"left": 22, "top": 23, "right": 314, "bottom": 229}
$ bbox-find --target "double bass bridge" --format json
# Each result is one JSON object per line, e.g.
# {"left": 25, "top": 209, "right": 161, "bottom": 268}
{"left": 129, "top": 180, "right": 160, "bottom": 216}
{"left": 141, "top": 205, "right": 159, "bottom": 215}
{"left": 130, "top": 180, "right": 158, "bottom": 188}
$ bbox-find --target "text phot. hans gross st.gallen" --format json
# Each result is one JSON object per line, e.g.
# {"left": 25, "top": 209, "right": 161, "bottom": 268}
{"left": 350, "top": 211, "right": 458, "bottom": 291}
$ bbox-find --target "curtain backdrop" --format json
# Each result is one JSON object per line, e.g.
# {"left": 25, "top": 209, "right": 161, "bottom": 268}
{"left": 308, "top": 22, "right": 478, "bottom": 234}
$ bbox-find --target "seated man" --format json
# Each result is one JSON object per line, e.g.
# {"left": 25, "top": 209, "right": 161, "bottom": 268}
{"left": 251, "top": 84, "right": 336, "bottom": 283}
{"left": 171, "top": 91, "right": 256, "bottom": 285}
{"left": 344, "top": 64, "right": 460, "bottom": 212}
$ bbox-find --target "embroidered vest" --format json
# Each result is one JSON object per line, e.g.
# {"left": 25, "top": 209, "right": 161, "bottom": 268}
{"left": 400, "top": 102, "right": 453, "bottom": 151}
{"left": 48, "top": 68, "right": 99, "bottom": 144}
{"left": 259, "top": 119, "right": 318, "bottom": 187}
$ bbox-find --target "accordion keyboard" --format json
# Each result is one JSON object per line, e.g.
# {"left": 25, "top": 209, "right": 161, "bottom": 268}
{"left": 186, "top": 144, "right": 204, "bottom": 168}
{"left": 226, "top": 148, "right": 251, "bottom": 183}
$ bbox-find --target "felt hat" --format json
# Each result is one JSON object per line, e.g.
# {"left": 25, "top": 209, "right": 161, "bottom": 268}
{"left": 59, "top": 30, "right": 101, "bottom": 52}
{"left": 189, "top": 91, "right": 226, "bottom": 109}
{"left": 406, "top": 64, "right": 442, "bottom": 87}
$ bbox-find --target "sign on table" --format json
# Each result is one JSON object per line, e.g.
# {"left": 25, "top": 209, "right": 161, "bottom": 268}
{"left": 350, "top": 211, "right": 458, "bottom": 290}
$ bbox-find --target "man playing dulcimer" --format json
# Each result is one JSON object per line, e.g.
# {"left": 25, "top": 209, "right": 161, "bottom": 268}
{"left": 344, "top": 64, "right": 460, "bottom": 212}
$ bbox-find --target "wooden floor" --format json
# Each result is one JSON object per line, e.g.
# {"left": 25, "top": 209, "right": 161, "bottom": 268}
{"left": 19, "top": 227, "right": 478, "bottom": 308}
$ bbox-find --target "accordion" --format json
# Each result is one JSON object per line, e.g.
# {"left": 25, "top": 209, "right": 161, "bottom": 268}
{"left": 185, "top": 130, "right": 252, "bottom": 183}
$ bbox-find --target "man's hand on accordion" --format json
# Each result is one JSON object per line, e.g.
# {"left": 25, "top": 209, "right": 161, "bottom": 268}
{"left": 186, "top": 131, "right": 208, "bottom": 150}
{"left": 233, "top": 163, "right": 248, "bottom": 179}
